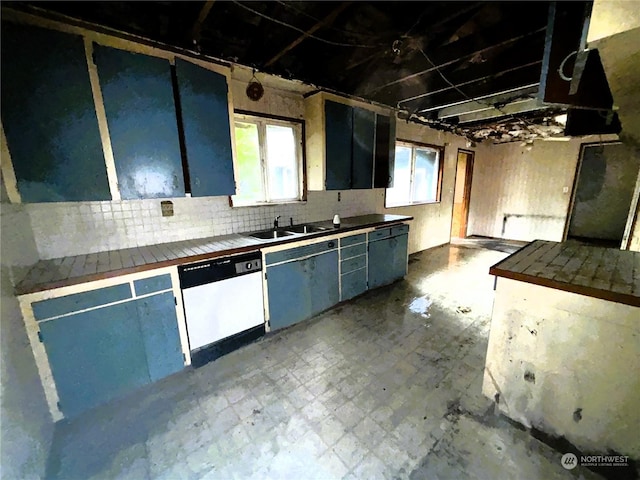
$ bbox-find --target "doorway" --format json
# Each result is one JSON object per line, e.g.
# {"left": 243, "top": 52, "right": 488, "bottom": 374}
{"left": 450, "top": 149, "right": 474, "bottom": 239}
{"left": 566, "top": 142, "right": 639, "bottom": 247}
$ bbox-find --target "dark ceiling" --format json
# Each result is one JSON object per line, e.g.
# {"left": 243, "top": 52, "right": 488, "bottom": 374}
{"left": 6, "top": 1, "right": 595, "bottom": 142}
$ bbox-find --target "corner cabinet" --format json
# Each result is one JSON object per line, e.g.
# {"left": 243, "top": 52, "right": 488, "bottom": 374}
{"left": 264, "top": 239, "right": 339, "bottom": 330}
{"left": 20, "top": 269, "right": 188, "bottom": 419}
{"left": 305, "top": 92, "right": 396, "bottom": 191}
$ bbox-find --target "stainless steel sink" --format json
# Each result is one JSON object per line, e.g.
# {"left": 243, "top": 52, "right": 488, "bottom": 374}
{"left": 287, "top": 224, "right": 328, "bottom": 234}
{"left": 249, "top": 229, "right": 296, "bottom": 240}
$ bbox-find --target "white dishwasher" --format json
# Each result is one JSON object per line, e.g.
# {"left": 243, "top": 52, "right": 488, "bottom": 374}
{"left": 178, "top": 251, "right": 265, "bottom": 367}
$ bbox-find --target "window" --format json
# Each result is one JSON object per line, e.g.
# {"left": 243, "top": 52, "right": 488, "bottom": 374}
{"left": 232, "top": 113, "right": 304, "bottom": 206}
{"left": 385, "top": 141, "right": 443, "bottom": 207}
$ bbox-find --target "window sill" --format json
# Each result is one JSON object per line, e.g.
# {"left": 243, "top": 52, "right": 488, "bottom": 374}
{"left": 230, "top": 199, "right": 307, "bottom": 208}
{"left": 385, "top": 201, "right": 441, "bottom": 208}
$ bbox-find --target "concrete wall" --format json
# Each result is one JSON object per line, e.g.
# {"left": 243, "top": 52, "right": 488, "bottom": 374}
{"left": 0, "top": 177, "right": 53, "bottom": 479}
{"left": 467, "top": 139, "right": 581, "bottom": 241}
{"left": 483, "top": 278, "right": 640, "bottom": 458}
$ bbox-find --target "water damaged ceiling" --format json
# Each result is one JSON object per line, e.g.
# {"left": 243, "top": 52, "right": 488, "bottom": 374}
{"left": 5, "top": 1, "right": 621, "bottom": 143}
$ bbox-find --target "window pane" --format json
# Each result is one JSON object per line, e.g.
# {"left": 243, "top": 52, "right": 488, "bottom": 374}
{"left": 413, "top": 148, "right": 439, "bottom": 203}
{"left": 266, "top": 125, "right": 299, "bottom": 200}
{"left": 234, "top": 121, "right": 264, "bottom": 204}
{"left": 386, "top": 146, "right": 412, "bottom": 206}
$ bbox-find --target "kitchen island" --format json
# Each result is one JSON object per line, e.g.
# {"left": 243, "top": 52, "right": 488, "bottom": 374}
{"left": 483, "top": 240, "right": 640, "bottom": 458}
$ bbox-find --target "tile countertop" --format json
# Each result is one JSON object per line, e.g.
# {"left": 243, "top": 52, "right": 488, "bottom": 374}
{"left": 489, "top": 239, "right": 640, "bottom": 307}
{"left": 16, "top": 214, "right": 412, "bottom": 295}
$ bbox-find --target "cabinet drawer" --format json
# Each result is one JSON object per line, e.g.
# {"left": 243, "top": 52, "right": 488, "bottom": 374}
{"left": 341, "top": 269, "right": 367, "bottom": 301}
{"left": 369, "top": 228, "right": 392, "bottom": 241}
{"left": 341, "top": 243, "right": 366, "bottom": 260}
{"left": 391, "top": 224, "right": 409, "bottom": 236}
{"left": 32, "top": 283, "right": 132, "bottom": 321}
{"left": 134, "top": 274, "right": 172, "bottom": 296}
{"left": 265, "top": 240, "right": 338, "bottom": 265}
{"left": 340, "top": 233, "right": 366, "bottom": 247}
{"left": 341, "top": 254, "right": 366, "bottom": 274}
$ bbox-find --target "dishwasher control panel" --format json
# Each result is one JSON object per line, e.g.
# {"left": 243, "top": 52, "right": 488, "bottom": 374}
{"left": 178, "top": 251, "right": 262, "bottom": 289}
{"left": 235, "top": 259, "right": 262, "bottom": 274}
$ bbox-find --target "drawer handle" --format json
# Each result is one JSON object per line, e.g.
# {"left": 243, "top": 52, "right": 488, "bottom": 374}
{"left": 328, "top": 241, "right": 335, "bottom": 248}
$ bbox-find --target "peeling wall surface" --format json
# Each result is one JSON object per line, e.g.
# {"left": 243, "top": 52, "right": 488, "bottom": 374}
{"left": 467, "top": 140, "right": 582, "bottom": 241}
{"left": 483, "top": 278, "right": 640, "bottom": 458}
{"left": 0, "top": 179, "right": 53, "bottom": 479}
{"left": 568, "top": 142, "right": 640, "bottom": 241}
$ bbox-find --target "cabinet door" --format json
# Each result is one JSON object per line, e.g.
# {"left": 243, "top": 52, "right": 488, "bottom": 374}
{"left": 175, "top": 59, "right": 235, "bottom": 197}
{"left": 1, "top": 23, "right": 110, "bottom": 202}
{"left": 351, "top": 107, "right": 375, "bottom": 189}
{"left": 341, "top": 269, "right": 367, "bottom": 301}
{"left": 325, "top": 100, "right": 353, "bottom": 190}
{"left": 94, "top": 45, "right": 185, "bottom": 199}
{"left": 39, "top": 302, "right": 150, "bottom": 418}
{"left": 390, "top": 233, "right": 409, "bottom": 281}
{"left": 368, "top": 234, "right": 409, "bottom": 290}
{"left": 374, "top": 114, "right": 396, "bottom": 188}
{"left": 308, "top": 251, "right": 339, "bottom": 316}
{"left": 136, "top": 292, "right": 184, "bottom": 382}
{"left": 267, "top": 259, "right": 311, "bottom": 330}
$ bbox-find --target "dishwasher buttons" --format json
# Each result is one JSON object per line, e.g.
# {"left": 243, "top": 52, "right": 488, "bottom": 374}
{"left": 246, "top": 262, "right": 253, "bottom": 270}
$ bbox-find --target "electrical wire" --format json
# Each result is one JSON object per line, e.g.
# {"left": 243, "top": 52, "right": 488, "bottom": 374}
{"left": 273, "top": 0, "right": 381, "bottom": 41}
{"left": 415, "top": 46, "right": 544, "bottom": 140}
{"left": 231, "top": 1, "right": 378, "bottom": 48}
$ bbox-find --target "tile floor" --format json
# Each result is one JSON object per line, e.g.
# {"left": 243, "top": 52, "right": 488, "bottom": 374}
{"left": 45, "top": 241, "right": 603, "bottom": 479}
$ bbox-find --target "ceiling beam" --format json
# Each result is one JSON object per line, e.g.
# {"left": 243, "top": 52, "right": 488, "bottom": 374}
{"left": 364, "top": 26, "right": 546, "bottom": 96}
{"left": 264, "top": 2, "right": 352, "bottom": 68}
{"left": 437, "top": 85, "right": 540, "bottom": 118}
{"left": 451, "top": 98, "right": 547, "bottom": 124}
{"left": 189, "top": 0, "right": 216, "bottom": 46}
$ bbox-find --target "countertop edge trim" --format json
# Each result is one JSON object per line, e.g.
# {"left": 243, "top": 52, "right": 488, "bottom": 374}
{"left": 16, "top": 217, "right": 413, "bottom": 295}
{"left": 489, "top": 267, "right": 640, "bottom": 308}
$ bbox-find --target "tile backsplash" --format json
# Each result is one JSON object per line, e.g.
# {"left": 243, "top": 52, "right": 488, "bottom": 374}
{"left": 27, "top": 190, "right": 385, "bottom": 259}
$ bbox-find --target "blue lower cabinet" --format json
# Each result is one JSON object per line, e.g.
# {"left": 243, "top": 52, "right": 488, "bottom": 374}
{"left": 39, "top": 302, "right": 150, "bottom": 418}
{"left": 341, "top": 269, "right": 367, "bottom": 301}
{"left": 38, "top": 279, "right": 184, "bottom": 417}
{"left": 136, "top": 292, "right": 184, "bottom": 382}
{"left": 267, "top": 250, "right": 339, "bottom": 330}
{"left": 368, "top": 233, "right": 409, "bottom": 289}
{"left": 308, "top": 251, "right": 339, "bottom": 317}
{"left": 267, "top": 258, "right": 311, "bottom": 330}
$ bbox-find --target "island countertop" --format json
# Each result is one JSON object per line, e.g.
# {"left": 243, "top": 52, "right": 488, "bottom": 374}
{"left": 16, "top": 214, "right": 412, "bottom": 295}
{"left": 489, "top": 239, "right": 640, "bottom": 307}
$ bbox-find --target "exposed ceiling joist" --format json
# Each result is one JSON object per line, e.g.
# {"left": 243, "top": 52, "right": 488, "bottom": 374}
{"left": 418, "top": 84, "right": 541, "bottom": 114}
{"left": 364, "top": 26, "right": 546, "bottom": 96}
{"left": 264, "top": 2, "right": 352, "bottom": 67}
{"left": 451, "top": 98, "right": 546, "bottom": 124}
{"left": 189, "top": 0, "right": 215, "bottom": 46}
{"left": 437, "top": 85, "right": 540, "bottom": 118}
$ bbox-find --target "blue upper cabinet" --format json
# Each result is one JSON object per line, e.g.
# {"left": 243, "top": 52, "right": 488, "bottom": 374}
{"left": 351, "top": 107, "right": 375, "bottom": 189}
{"left": 174, "top": 59, "right": 235, "bottom": 197}
{"left": 1, "top": 23, "right": 110, "bottom": 202}
{"left": 325, "top": 100, "right": 353, "bottom": 190}
{"left": 94, "top": 45, "right": 185, "bottom": 199}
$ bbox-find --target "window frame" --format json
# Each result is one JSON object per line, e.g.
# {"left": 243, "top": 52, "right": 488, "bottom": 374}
{"left": 385, "top": 139, "right": 444, "bottom": 208}
{"left": 230, "top": 110, "right": 306, "bottom": 207}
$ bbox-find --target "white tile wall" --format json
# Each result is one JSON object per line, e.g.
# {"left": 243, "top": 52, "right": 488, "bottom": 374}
{"left": 26, "top": 190, "right": 383, "bottom": 259}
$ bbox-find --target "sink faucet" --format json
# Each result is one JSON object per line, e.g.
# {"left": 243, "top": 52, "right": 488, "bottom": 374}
{"left": 274, "top": 215, "right": 281, "bottom": 229}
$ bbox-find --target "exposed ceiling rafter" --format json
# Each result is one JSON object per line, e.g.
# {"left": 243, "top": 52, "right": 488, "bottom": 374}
{"left": 265, "top": 2, "right": 352, "bottom": 68}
